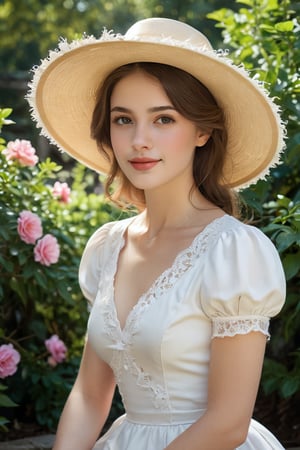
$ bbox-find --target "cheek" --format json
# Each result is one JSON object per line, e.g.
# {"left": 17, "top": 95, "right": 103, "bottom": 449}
{"left": 110, "top": 131, "right": 129, "bottom": 170}
{"left": 164, "top": 129, "right": 197, "bottom": 154}
{"left": 110, "top": 128, "right": 125, "bottom": 154}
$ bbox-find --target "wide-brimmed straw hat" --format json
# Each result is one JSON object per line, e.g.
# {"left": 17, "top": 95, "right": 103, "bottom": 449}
{"left": 27, "top": 17, "right": 285, "bottom": 189}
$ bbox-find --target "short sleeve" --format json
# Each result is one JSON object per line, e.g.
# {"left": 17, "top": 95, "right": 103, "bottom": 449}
{"left": 200, "top": 222, "right": 286, "bottom": 339}
{"left": 78, "top": 222, "right": 114, "bottom": 306}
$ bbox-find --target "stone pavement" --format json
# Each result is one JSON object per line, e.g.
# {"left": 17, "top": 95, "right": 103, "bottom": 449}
{"left": 0, "top": 435, "right": 299, "bottom": 450}
{"left": 0, "top": 435, "right": 55, "bottom": 450}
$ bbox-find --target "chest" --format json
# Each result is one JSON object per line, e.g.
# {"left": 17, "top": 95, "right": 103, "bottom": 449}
{"left": 88, "top": 256, "right": 211, "bottom": 368}
{"left": 113, "top": 235, "right": 196, "bottom": 329}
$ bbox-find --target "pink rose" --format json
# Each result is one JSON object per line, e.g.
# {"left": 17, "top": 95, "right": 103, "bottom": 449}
{"left": 52, "top": 181, "right": 71, "bottom": 203}
{"left": 0, "top": 344, "right": 21, "bottom": 379}
{"left": 18, "top": 210, "right": 43, "bottom": 244}
{"left": 3, "top": 139, "right": 38, "bottom": 166}
{"left": 34, "top": 234, "right": 60, "bottom": 266}
{"left": 45, "top": 335, "right": 67, "bottom": 365}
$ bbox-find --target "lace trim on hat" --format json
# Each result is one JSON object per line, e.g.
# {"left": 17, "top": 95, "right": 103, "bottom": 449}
{"left": 211, "top": 316, "right": 270, "bottom": 339}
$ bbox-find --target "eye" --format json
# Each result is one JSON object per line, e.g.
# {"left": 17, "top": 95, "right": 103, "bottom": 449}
{"left": 112, "top": 116, "right": 132, "bottom": 125}
{"left": 156, "top": 116, "right": 175, "bottom": 125}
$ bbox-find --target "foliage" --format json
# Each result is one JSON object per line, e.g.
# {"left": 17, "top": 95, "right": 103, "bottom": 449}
{"left": 0, "top": 0, "right": 136, "bottom": 72}
{"left": 207, "top": 0, "right": 300, "bottom": 403}
{"left": 261, "top": 196, "right": 300, "bottom": 399}
{"left": 0, "top": 384, "right": 18, "bottom": 431}
{"left": 0, "top": 109, "right": 127, "bottom": 431}
{"left": 0, "top": 108, "right": 14, "bottom": 130}
{"left": 208, "top": 0, "right": 300, "bottom": 202}
{"left": 0, "top": 0, "right": 238, "bottom": 73}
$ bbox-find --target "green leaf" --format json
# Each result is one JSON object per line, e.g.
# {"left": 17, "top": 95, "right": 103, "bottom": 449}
{"left": 275, "top": 232, "right": 300, "bottom": 252}
{"left": 0, "top": 108, "right": 13, "bottom": 119}
{"left": 9, "top": 277, "right": 27, "bottom": 303}
{"left": 0, "top": 171, "right": 9, "bottom": 182}
{"left": 264, "top": 358, "right": 287, "bottom": 376}
{"left": 6, "top": 186, "right": 24, "bottom": 197}
{"left": 237, "top": 0, "right": 254, "bottom": 6}
{"left": 275, "top": 21, "right": 294, "bottom": 32}
{"left": 281, "top": 377, "right": 300, "bottom": 398}
{"left": 262, "top": 377, "right": 279, "bottom": 395}
{"left": 0, "top": 393, "right": 18, "bottom": 407}
{"left": 57, "top": 283, "right": 73, "bottom": 302}
{"left": 0, "top": 108, "right": 14, "bottom": 130}
{"left": 34, "top": 270, "right": 49, "bottom": 289}
{"left": 22, "top": 263, "right": 37, "bottom": 279}
{"left": 0, "top": 226, "right": 10, "bottom": 240}
{"left": 30, "top": 373, "right": 41, "bottom": 384}
{"left": 282, "top": 252, "right": 300, "bottom": 280}
{"left": 0, "top": 416, "right": 9, "bottom": 429}
{"left": 206, "top": 8, "right": 229, "bottom": 22}
{"left": 18, "top": 250, "right": 31, "bottom": 266}
{"left": 259, "top": 24, "right": 276, "bottom": 33}
{"left": 29, "top": 320, "right": 47, "bottom": 340}
{"left": 264, "top": 0, "right": 279, "bottom": 11}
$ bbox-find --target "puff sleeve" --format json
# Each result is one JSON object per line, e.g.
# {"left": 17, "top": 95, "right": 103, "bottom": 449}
{"left": 78, "top": 222, "right": 113, "bottom": 306}
{"left": 200, "top": 222, "right": 286, "bottom": 339}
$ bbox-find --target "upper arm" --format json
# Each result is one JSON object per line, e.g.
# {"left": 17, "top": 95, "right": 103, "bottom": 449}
{"left": 207, "top": 332, "right": 267, "bottom": 430}
{"left": 74, "top": 339, "right": 116, "bottom": 404}
{"left": 53, "top": 339, "right": 116, "bottom": 448}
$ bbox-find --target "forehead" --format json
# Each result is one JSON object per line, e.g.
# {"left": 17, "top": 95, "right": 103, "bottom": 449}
{"left": 111, "top": 71, "right": 170, "bottom": 106}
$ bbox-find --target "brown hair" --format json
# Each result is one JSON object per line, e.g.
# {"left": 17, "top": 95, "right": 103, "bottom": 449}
{"left": 91, "top": 62, "right": 239, "bottom": 215}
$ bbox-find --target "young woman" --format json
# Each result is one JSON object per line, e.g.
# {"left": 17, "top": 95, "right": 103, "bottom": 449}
{"left": 28, "top": 18, "right": 286, "bottom": 450}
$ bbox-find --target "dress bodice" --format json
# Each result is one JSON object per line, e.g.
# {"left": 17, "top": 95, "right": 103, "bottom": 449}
{"left": 80, "top": 215, "right": 286, "bottom": 427}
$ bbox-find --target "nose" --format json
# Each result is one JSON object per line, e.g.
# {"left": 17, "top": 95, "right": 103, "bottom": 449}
{"left": 132, "top": 122, "right": 152, "bottom": 152}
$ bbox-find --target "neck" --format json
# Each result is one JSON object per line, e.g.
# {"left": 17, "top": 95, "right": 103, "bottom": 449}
{"left": 137, "top": 184, "right": 219, "bottom": 239}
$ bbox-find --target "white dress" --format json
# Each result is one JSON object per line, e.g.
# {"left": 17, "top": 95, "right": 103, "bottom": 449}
{"left": 79, "top": 215, "right": 286, "bottom": 450}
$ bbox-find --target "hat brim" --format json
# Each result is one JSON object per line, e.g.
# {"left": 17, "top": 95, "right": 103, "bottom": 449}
{"left": 29, "top": 38, "right": 284, "bottom": 188}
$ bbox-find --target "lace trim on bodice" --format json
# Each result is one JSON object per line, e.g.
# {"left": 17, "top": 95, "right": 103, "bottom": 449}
{"left": 98, "top": 216, "right": 229, "bottom": 410}
{"left": 212, "top": 316, "right": 270, "bottom": 339}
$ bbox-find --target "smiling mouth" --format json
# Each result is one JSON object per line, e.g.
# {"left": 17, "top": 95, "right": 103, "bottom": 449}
{"left": 129, "top": 158, "right": 161, "bottom": 171}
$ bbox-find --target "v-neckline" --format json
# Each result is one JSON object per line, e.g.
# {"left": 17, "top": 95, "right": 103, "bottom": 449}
{"left": 110, "top": 214, "right": 228, "bottom": 335}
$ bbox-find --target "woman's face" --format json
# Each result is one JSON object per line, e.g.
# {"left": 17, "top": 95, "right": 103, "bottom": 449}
{"left": 110, "top": 70, "right": 209, "bottom": 193}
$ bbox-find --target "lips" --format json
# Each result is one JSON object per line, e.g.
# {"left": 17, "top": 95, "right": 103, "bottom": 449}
{"left": 129, "top": 158, "right": 161, "bottom": 171}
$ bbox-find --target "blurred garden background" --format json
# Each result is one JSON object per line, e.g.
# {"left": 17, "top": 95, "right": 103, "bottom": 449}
{"left": 0, "top": 0, "right": 299, "bottom": 446}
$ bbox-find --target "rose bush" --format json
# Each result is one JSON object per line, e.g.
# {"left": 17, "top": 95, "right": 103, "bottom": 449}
{"left": 0, "top": 108, "right": 127, "bottom": 432}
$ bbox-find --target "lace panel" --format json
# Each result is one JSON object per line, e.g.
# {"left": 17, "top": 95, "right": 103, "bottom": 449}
{"left": 123, "top": 216, "right": 227, "bottom": 336}
{"left": 98, "top": 216, "right": 231, "bottom": 410}
{"left": 212, "top": 316, "right": 270, "bottom": 339}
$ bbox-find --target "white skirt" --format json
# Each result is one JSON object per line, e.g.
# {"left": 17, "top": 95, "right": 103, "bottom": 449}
{"left": 93, "top": 415, "right": 285, "bottom": 450}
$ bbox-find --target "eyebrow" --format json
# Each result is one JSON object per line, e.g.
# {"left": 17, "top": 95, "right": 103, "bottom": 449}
{"left": 110, "top": 105, "right": 176, "bottom": 113}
